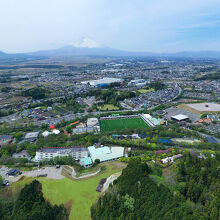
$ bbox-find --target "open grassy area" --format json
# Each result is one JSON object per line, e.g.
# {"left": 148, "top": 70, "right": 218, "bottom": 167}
{"left": 137, "top": 88, "right": 154, "bottom": 94}
{"left": 98, "top": 104, "right": 119, "bottom": 111}
{"left": 99, "top": 117, "right": 149, "bottom": 132}
{"left": 177, "top": 103, "right": 201, "bottom": 115}
{"left": 173, "top": 138, "right": 201, "bottom": 144}
{"left": 10, "top": 161, "right": 126, "bottom": 220}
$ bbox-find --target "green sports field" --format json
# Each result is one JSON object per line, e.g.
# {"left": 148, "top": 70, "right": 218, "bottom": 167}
{"left": 99, "top": 117, "right": 149, "bottom": 132}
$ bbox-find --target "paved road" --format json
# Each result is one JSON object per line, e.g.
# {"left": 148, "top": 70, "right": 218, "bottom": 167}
{"left": 0, "top": 166, "right": 64, "bottom": 183}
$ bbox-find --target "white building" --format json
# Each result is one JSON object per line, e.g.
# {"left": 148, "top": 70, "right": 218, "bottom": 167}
{"left": 88, "top": 146, "right": 124, "bottom": 163}
{"left": 81, "top": 78, "right": 123, "bottom": 87}
{"left": 34, "top": 146, "right": 88, "bottom": 162}
{"left": 87, "top": 118, "right": 99, "bottom": 127}
{"left": 171, "top": 114, "right": 189, "bottom": 122}
{"left": 24, "top": 131, "right": 39, "bottom": 142}
{"left": 161, "top": 154, "right": 183, "bottom": 164}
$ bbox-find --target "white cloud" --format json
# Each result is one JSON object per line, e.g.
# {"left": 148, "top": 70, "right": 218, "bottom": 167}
{"left": 72, "top": 37, "right": 101, "bottom": 48}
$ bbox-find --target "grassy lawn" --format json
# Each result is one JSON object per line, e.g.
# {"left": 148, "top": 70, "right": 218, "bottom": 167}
{"left": 150, "top": 175, "right": 165, "bottom": 184}
{"left": 99, "top": 117, "right": 149, "bottom": 132}
{"left": 98, "top": 104, "right": 119, "bottom": 111}
{"left": 137, "top": 88, "right": 154, "bottom": 94}
{"left": 10, "top": 161, "right": 126, "bottom": 220}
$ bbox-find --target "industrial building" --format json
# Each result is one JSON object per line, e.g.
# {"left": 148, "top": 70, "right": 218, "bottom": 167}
{"left": 72, "top": 126, "right": 99, "bottom": 134}
{"left": 128, "top": 79, "right": 146, "bottom": 87}
{"left": 87, "top": 118, "right": 99, "bottom": 127}
{"left": 81, "top": 78, "right": 123, "bottom": 87}
{"left": 88, "top": 146, "right": 124, "bottom": 163}
{"left": 141, "top": 114, "right": 165, "bottom": 127}
{"left": 171, "top": 114, "right": 189, "bottom": 122}
{"left": 80, "top": 146, "right": 125, "bottom": 167}
{"left": 24, "top": 131, "right": 39, "bottom": 142}
{"left": 34, "top": 146, "right": 88, "bottom": 162}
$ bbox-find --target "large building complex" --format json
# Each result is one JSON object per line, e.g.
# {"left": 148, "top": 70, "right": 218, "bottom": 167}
{"left": 81, "top": 78, "right": 123, "bottom": 87}
{"left": 80, "top": 146, "right": 125, "bottom": 167}
{"left": 34, "top": 146, "right": 88, "bottom": 162}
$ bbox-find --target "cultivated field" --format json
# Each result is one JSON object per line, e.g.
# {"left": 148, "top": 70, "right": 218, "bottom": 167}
{"left": 98, "top": 104, "right": 119, "bottom": 111}
{"left": 137, "top": 88, "right": 154, "bottom": 94}
{"left": 99, "top": 117, "right": 149, "bottom": 132}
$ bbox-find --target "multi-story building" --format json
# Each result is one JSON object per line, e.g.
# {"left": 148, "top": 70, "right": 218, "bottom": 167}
{"left": 34, "top": 146, "right": 88, "bottom": 162}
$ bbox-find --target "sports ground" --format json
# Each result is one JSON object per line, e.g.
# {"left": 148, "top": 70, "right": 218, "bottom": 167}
{"left": 99, "top": 117, "right": 149, "bottom": 132}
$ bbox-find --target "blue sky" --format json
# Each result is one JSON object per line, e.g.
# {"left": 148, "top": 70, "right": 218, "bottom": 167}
{"left": 0, "top": 0, "right": 220, "bottom": 53}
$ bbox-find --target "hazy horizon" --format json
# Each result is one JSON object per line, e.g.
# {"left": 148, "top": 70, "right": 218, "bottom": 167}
{"left": 1, "top": 0, "right": 220, "bottom": 53}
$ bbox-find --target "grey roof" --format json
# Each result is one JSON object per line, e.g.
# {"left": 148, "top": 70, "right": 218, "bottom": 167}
{"left": 38, "top": 146, "right": 88, "bottom": 153}
{"left": 0, "top": 135, "right": 13, "bottom": 140}
{"left": 24, "top": 132, "right": 39, "bottom": 139}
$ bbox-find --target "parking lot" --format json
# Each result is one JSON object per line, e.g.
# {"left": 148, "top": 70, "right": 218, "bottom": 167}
{"left": 165, "top": 107, "right": 200, "bottom": 122}
{"left": 0, "top": 166, "right": 65, "bottom": 183}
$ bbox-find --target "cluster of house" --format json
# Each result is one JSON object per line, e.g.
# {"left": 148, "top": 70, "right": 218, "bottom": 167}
{"left": 112, "top": 133, "right": 148, "bottom": 140}
{"left": 0, "top": 135, "right": 13, "bottom": 147}
{"left": 34, "top": 145, "right": 125, "bottom": 168}
{"left": 72, "top": 118, "right": 100, "bottom": 134}
{"left": 155, "top": 148, "right": 183, "bottom": 164}
{"left": 42, "top": 125, "right": 60, "bottom": 137}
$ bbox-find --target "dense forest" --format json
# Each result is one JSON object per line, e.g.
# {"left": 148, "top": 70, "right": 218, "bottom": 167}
{"left": 91, "top": 156, "right": 220, "bottom": 220}
{"left": 22, "top": 87, "right": 47, "bottom": 99}
{"left": 0, "top": 180, "right": 68, "bottom": 220}
{"left": 195, "top": 73, "right": 220, "bottom": 81}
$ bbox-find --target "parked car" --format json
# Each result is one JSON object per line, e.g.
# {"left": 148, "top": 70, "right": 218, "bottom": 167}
{"left": 7, "top": 169, "right": 22, "bottom": 176}
{"left": 2, "top": 180, "right": 10, "bottom": 186}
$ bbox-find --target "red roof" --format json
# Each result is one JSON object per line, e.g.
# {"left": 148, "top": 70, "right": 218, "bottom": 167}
{"left": 156, "top": 148, "right": 172, "bottom": 154}
{"left": 49, "top": 125, "right": 56, "bottom": 129}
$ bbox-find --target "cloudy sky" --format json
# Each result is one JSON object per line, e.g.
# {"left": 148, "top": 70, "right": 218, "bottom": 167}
{"left": 0, "top": 0, "right": 220, "bottom": 53}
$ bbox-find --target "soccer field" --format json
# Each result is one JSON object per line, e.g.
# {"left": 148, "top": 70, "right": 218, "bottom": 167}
{"left": 99, "top": 117, "right": 149, "bottom": 132}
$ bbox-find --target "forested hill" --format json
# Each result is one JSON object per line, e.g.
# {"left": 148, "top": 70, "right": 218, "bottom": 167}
{"left": 0, "top": 180, "right": 68, "bottom": 220}
{"left": 91, "top": 157, "right": 220, "bottom": 220}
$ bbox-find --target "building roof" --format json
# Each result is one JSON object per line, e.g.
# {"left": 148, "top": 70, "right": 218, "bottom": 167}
{"left": 87, "top": 118, "right": 98, "bottom": 126}
{"left": 12, "top": 150, "right": 30, "bottom": 158}
{"left": 82, "top": 78, "right": 123, "bottom": 86}
{"left": 80, "top": 157, "right": 93, "bottom": 166}
{"left": 37, "top": 146, "right": 88, "bottom": 153}
{"left": 24, "top": 132, "right": 39, "bottom": 139}
{"left": 171, "top": 114, "right": 188, "bottom": 121}
{"left": 88, "top": 146, "right": 124, "bottom": 162}
{"left": 156, "top": 148, "right": 172, "bottom": 154}
{"left": 88, "top": 146, "right": 111, "bottom": 156}
{"left": 197, "top": 118, "right": 212, "bottom": 123}
{"left": 0, "top": 135, "right": 13, "bottom": 140}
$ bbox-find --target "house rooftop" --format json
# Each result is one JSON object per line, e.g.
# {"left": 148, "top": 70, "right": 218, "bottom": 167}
{"left": 24, "top": 131, "right": 39, "bottom": 139}
{"left": 38, "top": 146, "right": 88, "bottom": 153}
{"left": 172, "top": 114, "right": 188, "bottom": 121}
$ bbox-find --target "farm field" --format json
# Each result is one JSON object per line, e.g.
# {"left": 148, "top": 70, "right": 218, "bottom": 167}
{"left": 98, "top": 104, "right": 119, "bottom": 111}
{"left": 137, "top": 88, "right": 154, "bottom": 94}
{"left": 10, "top": 161, "right": 126, "bottom": 220}
{"left": 99, "top": 117, "right": 149, "bottom": 132}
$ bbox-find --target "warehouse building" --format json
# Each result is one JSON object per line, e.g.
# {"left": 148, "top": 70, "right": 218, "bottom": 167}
{"left": 81, "top": 78, "right": 123, "bottom": 87}
{"left": 24, "top": 132, "right": 39, "bottom": 142}
{"left": 88, "top": 146, "right": 124, "bottom": 163}
{"left": 171, "top": 114, "right": 189, "bottom": 122}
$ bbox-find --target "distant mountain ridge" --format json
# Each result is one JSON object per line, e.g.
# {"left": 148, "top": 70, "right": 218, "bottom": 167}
{"left": 1, "top": 46, "right": 220, "bottom": 59}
